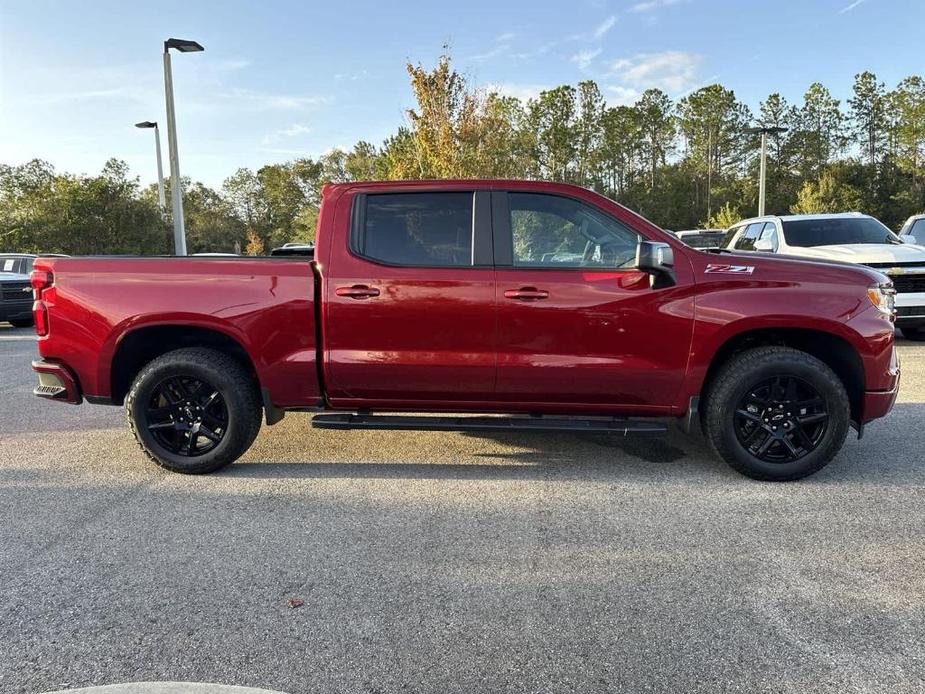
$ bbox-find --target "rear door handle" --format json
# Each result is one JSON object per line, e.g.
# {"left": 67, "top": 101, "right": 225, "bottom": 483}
{"left": 335, "top": 284, "right": 380, "bottom": 299}
{"left": 504, "top": 287, "right": 549, "bottom": 301}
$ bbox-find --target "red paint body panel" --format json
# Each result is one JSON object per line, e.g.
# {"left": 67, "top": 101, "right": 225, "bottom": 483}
{"left": 32, "top": 257, "right": 320, "bottom": 407}
{"left": 32, "top": 179, "right": 898, "bottom": 426}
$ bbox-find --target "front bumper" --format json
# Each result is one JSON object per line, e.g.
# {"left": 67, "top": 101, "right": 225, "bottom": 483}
{"left": 862, "top": 386, "right": 899, "bottom": 423}
{"left": 32, "top": 359, "right": 82, "bottom": 404}
{"left": 0, "top": 301, "right": 33, "bottom": 321}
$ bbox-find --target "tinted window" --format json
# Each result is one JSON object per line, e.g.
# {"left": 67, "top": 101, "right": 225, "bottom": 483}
{"left": 356, "top": 192, "right": 474, "bottom": 266}
{"left": 734, "top": 222, "right": 765, "bottom": 251}
{"left": 509, "top": 193, "right": 638, "bottom": 269}
{"left": 910, "top": 219, "right": 925, "bottom": 238}
{"left": 680, "top": 232, "right": 725, "bottom": 249}
{"left": 782, "top": 217, "right": 899, "bottom": 247}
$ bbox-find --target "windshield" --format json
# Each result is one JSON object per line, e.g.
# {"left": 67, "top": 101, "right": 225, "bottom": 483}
{"left": 781, "top": 218, "right": 900, "bottom": 247}
{"left": 0, "top": 256, "right": 32, "bottom": 274}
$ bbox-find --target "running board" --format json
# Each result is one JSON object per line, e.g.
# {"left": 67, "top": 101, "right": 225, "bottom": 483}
{"left": 311, "top": 414, "right": 668, "bottom": 435}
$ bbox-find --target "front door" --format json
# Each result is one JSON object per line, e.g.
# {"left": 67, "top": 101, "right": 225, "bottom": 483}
{"left": 323, "top": 189, "right": 497, "bottom": 405}
{"left": 492, "top": 191, "right": 693, "bottom": 411}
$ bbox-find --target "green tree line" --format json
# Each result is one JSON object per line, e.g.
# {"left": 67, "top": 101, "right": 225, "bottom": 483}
{"left": 2, "top": 52, "right": 923, "bottom": 255}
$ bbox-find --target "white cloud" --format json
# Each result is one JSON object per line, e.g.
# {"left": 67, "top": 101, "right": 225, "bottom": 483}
{"left": 571, "top": 48, "right": 602, "bottom": 70}
{"left": 261, "top": 122, "right": 312, "bottom": 146}
{"left": 608, "top": 51, "right": 702, "bottom": 93}
{"left": 605, "top": 85, "right": 642, "bottom": 105}
{"left": 487, "top": 82, "right": 549, "bottom": 102}
{"left": 217, "top": 88, "right": 332, "bottom": 111}
{"left": 495, "top": 32, "right": 518, "bottom": 42}
{"left": 838, "top": 0, "right": 866, "bottom": 13}
{"left": 629, "top": 0, "right": 686, "bottom": 12}
{"left": 593, "top": 15, "right": 618, "bottom": 39}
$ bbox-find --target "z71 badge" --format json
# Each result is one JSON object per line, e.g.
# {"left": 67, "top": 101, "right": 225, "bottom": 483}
{"left": 705, "top": 264, "right": 755, "bottom": 274}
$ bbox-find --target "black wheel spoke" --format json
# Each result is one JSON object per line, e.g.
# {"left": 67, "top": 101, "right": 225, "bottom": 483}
{"left": 734, "top": 375, "right": 828, "bottom": 464}
{"left": 146, "top": 375, "right": 227, "bottom": 458}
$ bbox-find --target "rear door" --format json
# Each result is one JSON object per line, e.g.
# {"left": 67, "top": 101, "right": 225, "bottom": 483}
{"left": 491, "top": 191, "right": 694, "bottom": 410}
{"left": 323, "top": 189, "right": 497, "bottom": 405}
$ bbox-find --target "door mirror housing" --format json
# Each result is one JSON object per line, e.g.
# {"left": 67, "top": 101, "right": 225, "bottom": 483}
{"left": 901, "top": 234, "right": 919, "bottom": 245}
{"left": 753, "top": 238, "right": 774, "bottom": 252}
{"left": 636, "top": 240, "right": 675, "bottom": 288}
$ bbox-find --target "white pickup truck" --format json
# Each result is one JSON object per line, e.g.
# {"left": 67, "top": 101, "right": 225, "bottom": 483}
{"left": 722, "top": 213, "right": 925, "bottom": 340}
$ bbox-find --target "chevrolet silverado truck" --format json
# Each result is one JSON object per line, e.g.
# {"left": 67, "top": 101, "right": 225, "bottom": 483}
{"left": 30, "top": 181, "right": 899, "bottom": 481}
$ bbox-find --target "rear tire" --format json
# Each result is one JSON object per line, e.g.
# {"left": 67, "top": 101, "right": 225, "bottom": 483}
{"left": 702, "top": 347, "right": 850, "bottom": 481}
{"left": 126, "top": 347, "right": 262, "bottom": 474}
{"left": 9, "top": 318, "right": 33, "bottom": 328}
{"left": 900, "top": 326, "right": 925, "bottom": 341}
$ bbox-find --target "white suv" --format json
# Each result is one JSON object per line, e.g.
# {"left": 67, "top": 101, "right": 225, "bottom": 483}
{"left": 722, "top": 213, "right": 925, "bottom": 340}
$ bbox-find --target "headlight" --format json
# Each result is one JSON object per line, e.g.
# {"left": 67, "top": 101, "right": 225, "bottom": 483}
{"left": 867, "top": 284, "right": 896, "bottom": 316}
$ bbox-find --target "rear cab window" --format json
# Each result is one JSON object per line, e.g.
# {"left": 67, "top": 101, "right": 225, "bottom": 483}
{"left": 352, "top": 192, "right": 475, "bottom": 267}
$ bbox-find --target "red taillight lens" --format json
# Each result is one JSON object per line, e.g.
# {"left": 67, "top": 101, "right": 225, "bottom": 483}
{"left": 33, "top": 300, "right": 49, "bottom": 336}
{"left": 30, "top": 269, "right": 54, "bottom": 299}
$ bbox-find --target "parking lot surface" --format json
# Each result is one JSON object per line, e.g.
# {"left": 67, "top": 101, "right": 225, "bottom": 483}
{"left": 1, "top": 323, "right": 924, "bottom": 694}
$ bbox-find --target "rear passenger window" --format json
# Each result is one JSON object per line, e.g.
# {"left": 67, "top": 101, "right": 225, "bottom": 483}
{"left": 355, "top": 192, "right": 474, "bottom": 267}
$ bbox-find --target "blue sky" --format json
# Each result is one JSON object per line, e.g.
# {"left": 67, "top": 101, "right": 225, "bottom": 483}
{"left": 1, "top": 0, "right": 922, "bottom": 188}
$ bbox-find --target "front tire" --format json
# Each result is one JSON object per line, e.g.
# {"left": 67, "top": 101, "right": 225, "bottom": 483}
{"left": 9, "top": 318, "right": 33, "bottom": 328}
{"left": 702, "top": 347, "right": 850, "bottom": 481}
{"left": 126, "top": 347, "right": 262, "bottom": 474}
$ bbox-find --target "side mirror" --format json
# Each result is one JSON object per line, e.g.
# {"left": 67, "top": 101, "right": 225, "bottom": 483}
{"left": 636, "top": 240, "right": 675, "bottom": 288}
{"left": 753, "top": 238, "right": 774, "bottom": 252}
{"left": 901, "top": 235, "right": 918, "bottom": 245}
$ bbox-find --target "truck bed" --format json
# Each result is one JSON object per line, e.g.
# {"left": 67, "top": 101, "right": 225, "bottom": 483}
{"left": 33, "top": 256, "right": 321, "bottom": 409}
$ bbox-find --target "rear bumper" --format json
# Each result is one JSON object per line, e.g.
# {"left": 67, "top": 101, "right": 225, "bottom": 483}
{"left": 32, "top": 359, "right": 82, "bottom": 404}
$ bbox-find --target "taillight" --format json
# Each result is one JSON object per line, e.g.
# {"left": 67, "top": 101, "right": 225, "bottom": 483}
{"left": 31, "top": 269, "right": 54, "bottom": 336}
{"left": 31, "top": 269, "right": 54, "bottom": 299}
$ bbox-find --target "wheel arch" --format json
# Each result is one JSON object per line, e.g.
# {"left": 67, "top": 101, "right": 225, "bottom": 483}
{"left": 699, "top": 327, "right": 865, "bottom": 425}
{"left": 108, "top": 323, "right": 260, "bottom": 406}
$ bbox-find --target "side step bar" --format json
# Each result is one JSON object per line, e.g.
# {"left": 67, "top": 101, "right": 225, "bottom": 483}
{"left": 311, "top": 414, "right": 668, "bottom": 435}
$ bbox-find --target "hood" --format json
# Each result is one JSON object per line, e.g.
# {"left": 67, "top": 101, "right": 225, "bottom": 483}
{"left": 0, "top": 272, "right": 31, "bottom": 283}
{"left": 783, "top": 243, "right": 925, "bottom": 265}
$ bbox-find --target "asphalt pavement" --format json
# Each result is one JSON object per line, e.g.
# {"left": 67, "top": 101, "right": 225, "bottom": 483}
{"left": 1, "top": 323, "right": 924, "bottom": 694}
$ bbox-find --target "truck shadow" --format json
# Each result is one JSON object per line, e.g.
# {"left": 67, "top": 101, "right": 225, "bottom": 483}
{"left": 227, "top": 402, "right": 925, "bottom": 484}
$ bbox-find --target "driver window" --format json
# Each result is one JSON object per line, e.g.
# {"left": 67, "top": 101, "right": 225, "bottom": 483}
{"left": 509, "top": 193, "right": 639, "bottom": 268}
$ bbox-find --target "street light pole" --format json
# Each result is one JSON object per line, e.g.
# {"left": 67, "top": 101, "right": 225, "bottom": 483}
{"left": 134, "top": 121, "right": 166, "bottom": 211}
{"left": 746, "top": 126, "right": 788, "bottom": 218}
{"left": 162, "top": 38, "right": 204, "bottom": 256}
{"left": 758, "top": 131, "right": 768, "bottom": 217}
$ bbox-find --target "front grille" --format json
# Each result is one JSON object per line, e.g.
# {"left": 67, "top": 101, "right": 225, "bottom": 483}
{"left": 1, "top": 282, "right": 31, "bottom": 301}
{"left": 896, "top": 306, "right": 925, "bottom": 318}
{"left": 890, "top": 275, "right": 925, "bottom": 294}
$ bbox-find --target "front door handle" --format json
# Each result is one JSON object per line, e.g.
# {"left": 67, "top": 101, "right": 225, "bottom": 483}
{"left": 504, "top": 287, "right": 549, "bottom": 301}
{"left": 335, "top": 284, "right": 380, "bottom": 299}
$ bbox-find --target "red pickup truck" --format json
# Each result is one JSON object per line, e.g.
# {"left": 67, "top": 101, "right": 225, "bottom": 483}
{"left": 30, "top": 180, "right": 899, "bottom": 480}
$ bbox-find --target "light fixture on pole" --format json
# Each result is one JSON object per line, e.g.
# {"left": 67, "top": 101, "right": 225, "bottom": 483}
{"left": 163, "top": 37, "right": 204, "bottom": 256}
{"left": 134, "top": 121, "right": 166, "bottom": 211}
{"left": 746, "top": 126, "right": 788, "bottom": 217}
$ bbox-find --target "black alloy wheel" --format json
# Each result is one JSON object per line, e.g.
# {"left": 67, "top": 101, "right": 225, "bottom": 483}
{"left": 144, "top": 375, "right": 228, "bottom": 456}
{"left": 734, "top": 375, "right": 829, "bottom": 463}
